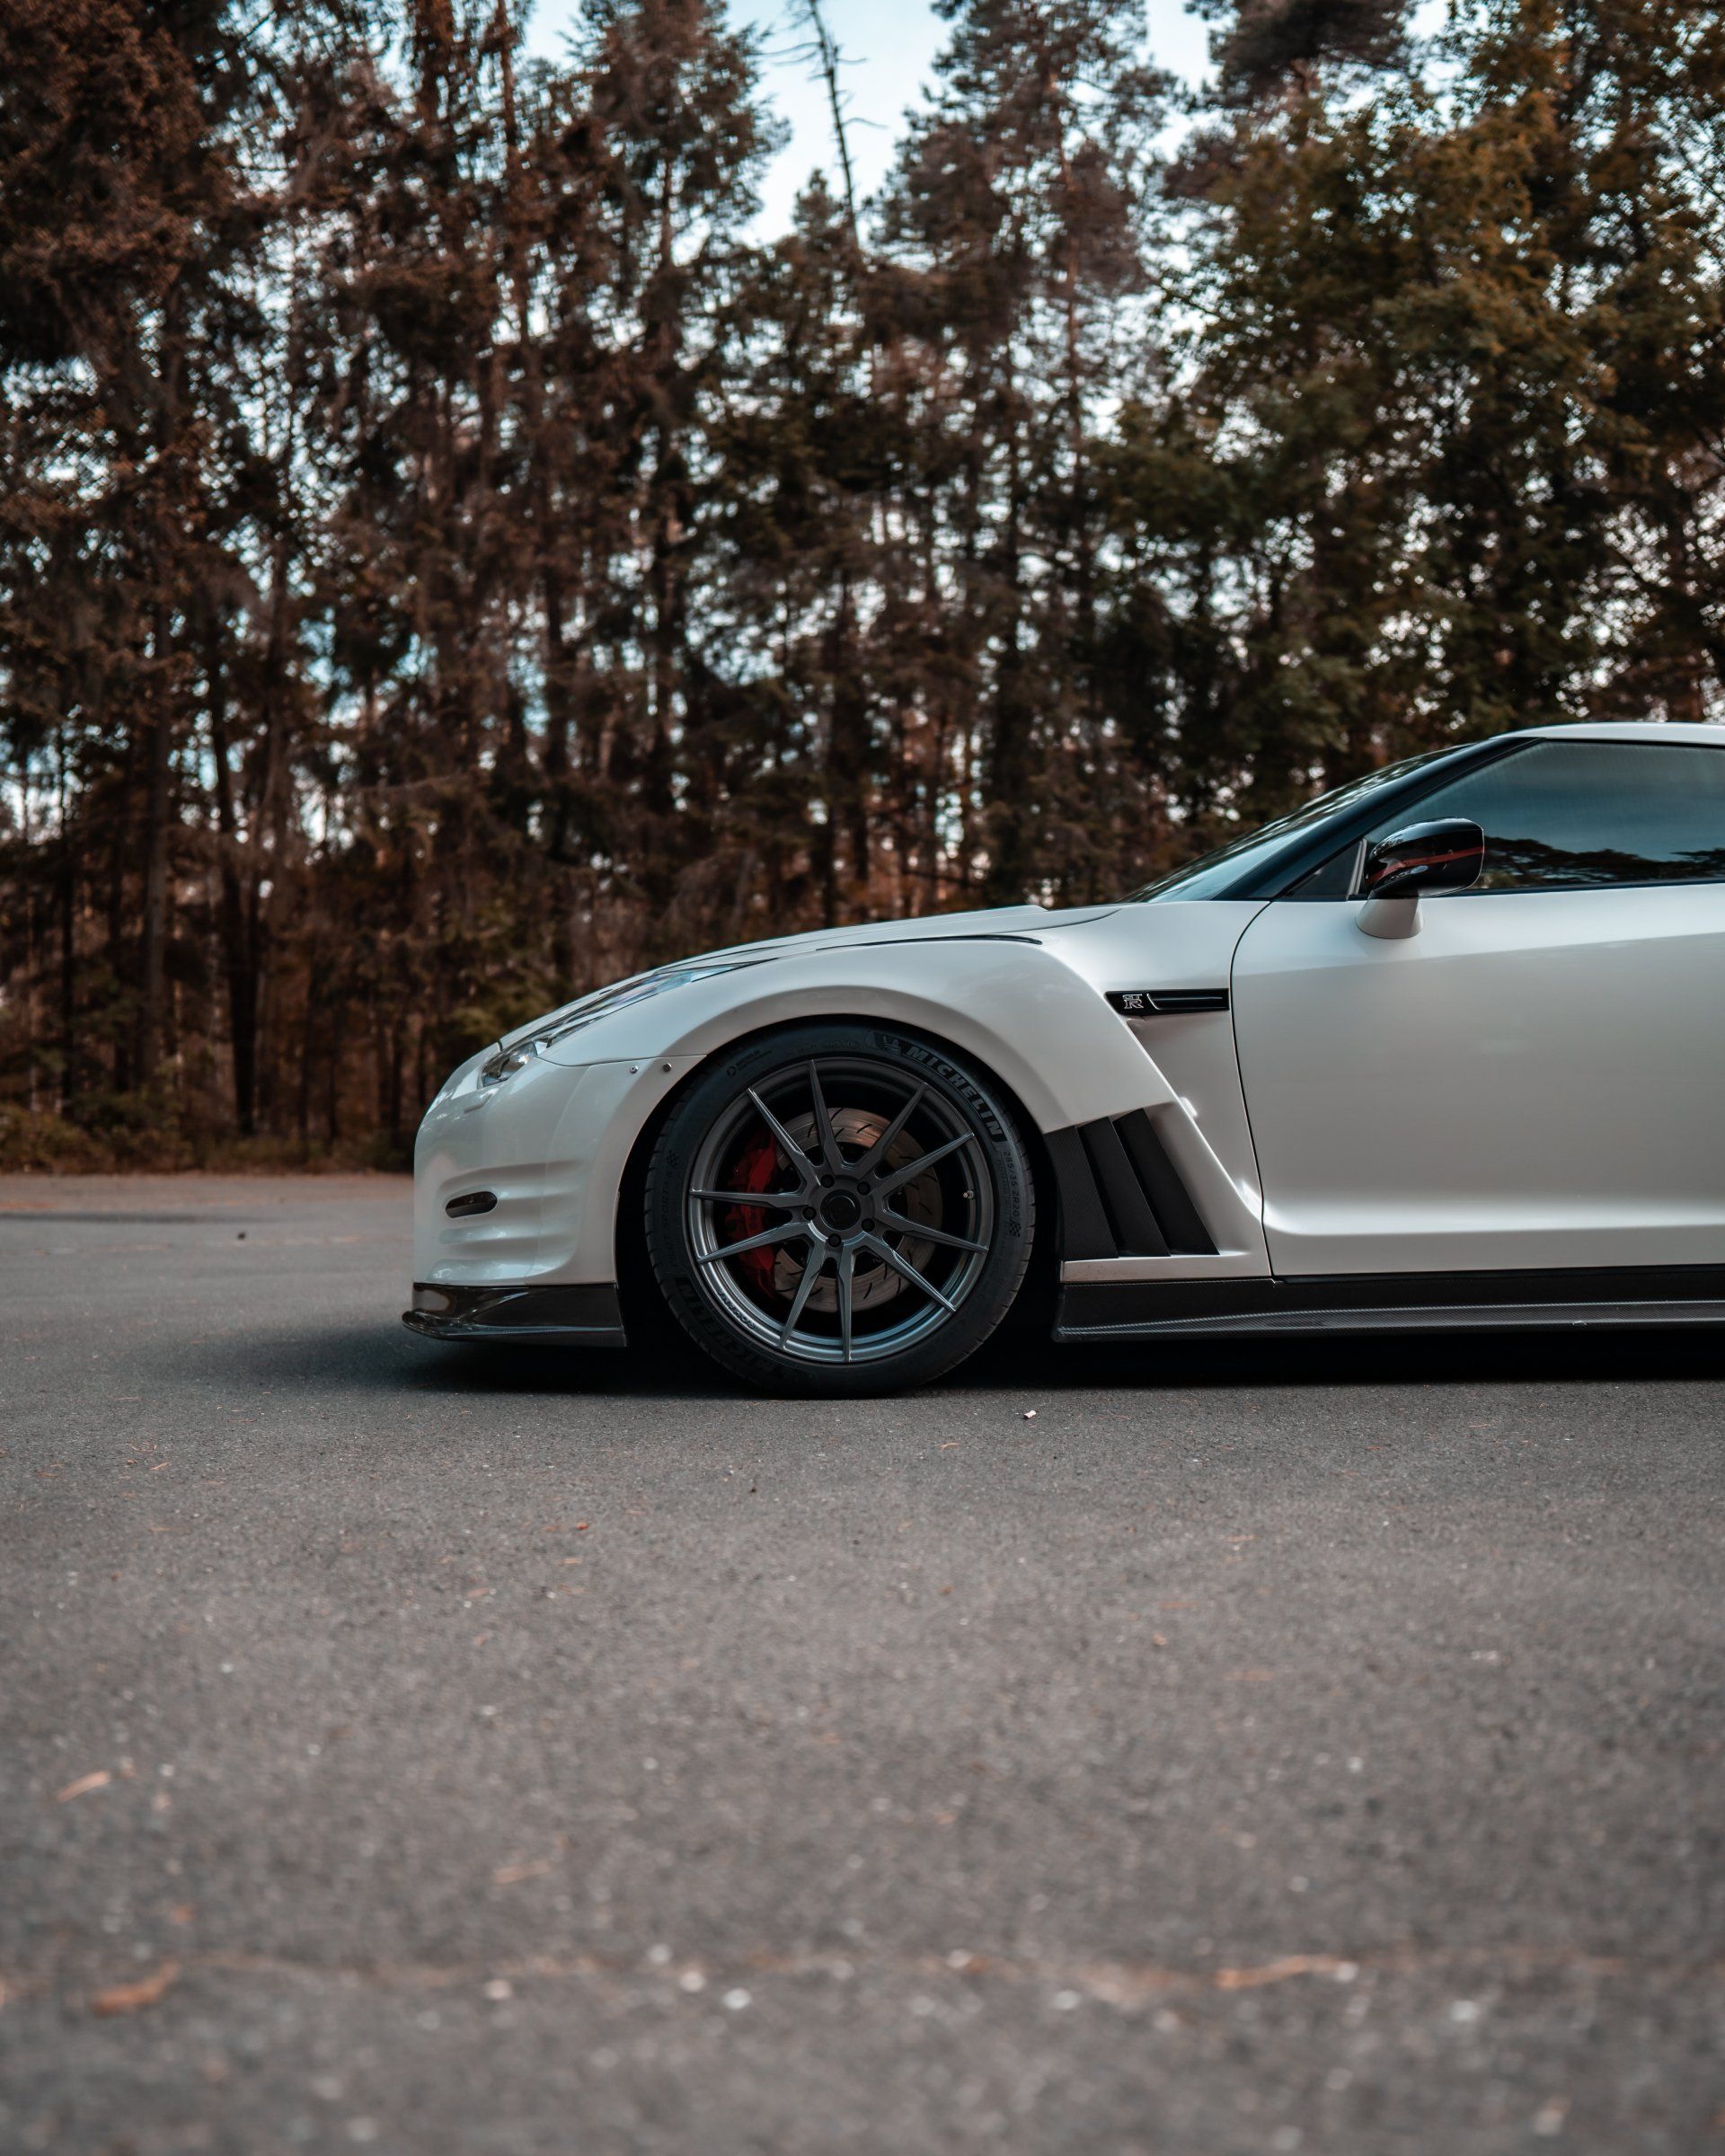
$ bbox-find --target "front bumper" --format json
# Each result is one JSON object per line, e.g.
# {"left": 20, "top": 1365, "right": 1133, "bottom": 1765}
{"left": 413, "top": 1055, "right": 700, "bottom": 1296}
{"left": 402, "top": 1281, "right": 626, "bottom": 1346}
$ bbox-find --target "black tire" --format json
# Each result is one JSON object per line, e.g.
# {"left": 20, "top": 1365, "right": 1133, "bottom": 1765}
{"left": 642, "top": 1022, "right": 1036, "bottom": 1396}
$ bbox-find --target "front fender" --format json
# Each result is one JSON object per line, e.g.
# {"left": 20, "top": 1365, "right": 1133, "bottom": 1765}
{"left": 541, "top": 937, "right": 1172, "bottom": 1131}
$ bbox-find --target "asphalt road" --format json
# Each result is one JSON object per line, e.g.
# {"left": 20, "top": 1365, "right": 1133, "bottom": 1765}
{"left": 2, "top": 1175, "right": 1721, "bottom": 2156}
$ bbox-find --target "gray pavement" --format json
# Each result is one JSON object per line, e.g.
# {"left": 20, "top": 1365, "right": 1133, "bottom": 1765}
{"left": 1, "top": 1174, "right": 1721, "bottom": 2155}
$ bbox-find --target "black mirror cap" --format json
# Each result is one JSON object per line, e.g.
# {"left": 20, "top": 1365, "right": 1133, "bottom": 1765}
{"left": 1359, "top": 818, "right": 1485, "bottom": 899}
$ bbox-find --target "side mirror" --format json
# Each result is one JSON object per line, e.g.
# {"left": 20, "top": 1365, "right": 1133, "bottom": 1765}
{"left": 1359, "top": 818, "right": 1485, "bottom": 898}
{"left": 1355, "top": 818, "right": 1484, "bottom": 939}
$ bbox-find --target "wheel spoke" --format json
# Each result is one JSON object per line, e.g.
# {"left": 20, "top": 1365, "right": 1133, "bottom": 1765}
{"left": 691, "top": 1188, "right": 804, "bottom": 1211}
{"left": 836, "top": 1242, "right": 855, "bottom": 1363}
{"left": 852, "top": 1083, "right": 926, "bottom": 1179}
{"left": 746, "top": 1088, "right": 818, "bottom": 1188}
{"left": 697, "top": 1219, "right": 801, "bottom": 1266}
{"left": 871, "top": 1129, "right": 976, "bottom": 1198}
{"left": 859, "top": 1231, "right": 958, "bottom": 1312}
{"left": 805, "top": 1062, "right": 845, "bottom": 1173}
{"left": 778, "top": 1243, "right": 827, "bottom": 1347}
{"left": 876, "top": 1206, "right": 986, "bottom": 1254}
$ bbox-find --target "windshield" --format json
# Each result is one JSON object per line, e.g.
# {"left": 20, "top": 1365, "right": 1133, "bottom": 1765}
{"left": 1131, "top": 748, "right": 1461, "bottom": 901}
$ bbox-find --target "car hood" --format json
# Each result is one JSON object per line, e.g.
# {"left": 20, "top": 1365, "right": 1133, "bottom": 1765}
{"left": 498, "top": 902, "right": 1122, "bottom": 1051}
{"left": 694, "top": 900, "right": 1120, "bottom": 964}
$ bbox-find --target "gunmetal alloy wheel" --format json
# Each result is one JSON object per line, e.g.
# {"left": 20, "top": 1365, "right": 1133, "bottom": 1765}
{"left": 643, "top": 1024, "right": 1036, "bottom": 1395}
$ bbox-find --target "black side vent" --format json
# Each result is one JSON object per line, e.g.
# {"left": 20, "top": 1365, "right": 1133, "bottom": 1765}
{"left": 1046, "top": 1110, "right": 1216, "bottom": 1259}
{"left": 445, "top": 1189, "right": 498, "bottom": 1219}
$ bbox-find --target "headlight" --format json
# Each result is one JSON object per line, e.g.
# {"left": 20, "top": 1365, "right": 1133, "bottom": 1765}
{"left": 477, "top": 959, "right": 768, "bottom": 1086}
{"left": 478, "top": 1038, "right": 550, "bottom": 1087}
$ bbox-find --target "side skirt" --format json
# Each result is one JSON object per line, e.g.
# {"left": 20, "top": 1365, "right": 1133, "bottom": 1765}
{"left": 403, "top": 1281, "right": 627, "bottom": 1348}
{"left": 1054, "top": 1267, "right": 1725, "bottom": 1340}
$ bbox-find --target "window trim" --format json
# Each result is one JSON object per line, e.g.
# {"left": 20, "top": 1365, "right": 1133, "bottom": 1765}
{"left": 1202, "top": 738, "right": 1525, "bottom": 900}
{"left": 1257, "top": 734, "right": 1725, "bottom": 902}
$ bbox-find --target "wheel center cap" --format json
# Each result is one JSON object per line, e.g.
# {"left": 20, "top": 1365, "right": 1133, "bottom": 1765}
{"left": 818, "top": 1188, "right": 862, "bottom": 1233}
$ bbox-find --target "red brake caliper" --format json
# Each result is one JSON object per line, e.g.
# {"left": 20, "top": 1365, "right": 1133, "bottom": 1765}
{"left": 721, "top": 1133, "right": 785, "bottom": 1292}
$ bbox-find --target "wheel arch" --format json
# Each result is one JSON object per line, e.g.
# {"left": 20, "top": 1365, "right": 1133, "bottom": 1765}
{"left": 613, "top": 1012, "right": 1063, "bottom": 1338}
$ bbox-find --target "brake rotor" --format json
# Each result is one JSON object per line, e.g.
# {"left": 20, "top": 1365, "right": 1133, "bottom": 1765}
{"left": 757, "top": 1108, "right": 932, "bottom": 1313}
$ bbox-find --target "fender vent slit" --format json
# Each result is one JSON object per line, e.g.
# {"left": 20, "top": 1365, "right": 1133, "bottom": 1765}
{"left": 1048, "top": 1112, "right": 1216, "bottom": 1259}
{"left": 1114, "top": 1112, "right": 1216, "bottom": 1255}
{"left": 1079, "top": 1119, "right": 1169, "bottom": 1257}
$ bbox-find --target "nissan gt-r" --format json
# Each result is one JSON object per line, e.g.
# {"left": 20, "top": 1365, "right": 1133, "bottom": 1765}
{"left": 405, "top": 721, "right": 1725, "bottom": 1393}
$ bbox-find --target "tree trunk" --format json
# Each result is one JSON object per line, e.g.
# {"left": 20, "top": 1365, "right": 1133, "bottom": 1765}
{"left": 137, "top": 622, "right": 174, "bottom": 1089}
{"left": 206, "top": 630, "right": 260, "bottom": 1135}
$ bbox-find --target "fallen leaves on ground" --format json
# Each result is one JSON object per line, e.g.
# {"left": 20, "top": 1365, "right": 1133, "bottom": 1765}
{"left": 90, "top": 1961, "right": 180, "bottom": 2015}
{"left": 56, "top": 1770, "right": 111, "bottom": 1802}
{"left": 492, "top": 1859, "right": 553, "bottom": 1886}
{"left": 1213, "top": 1955, "right": 1350, "bottom": 1992}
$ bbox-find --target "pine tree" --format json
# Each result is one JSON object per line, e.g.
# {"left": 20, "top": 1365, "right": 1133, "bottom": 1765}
{"left": 1105, "top": 0, "right": 1724, "bottom": 862}
{"left": 878, "top": 0, "right": 1166, "bottom": 903}
{"left": 1, "top": 0, "right": 305, "bottom": 1123}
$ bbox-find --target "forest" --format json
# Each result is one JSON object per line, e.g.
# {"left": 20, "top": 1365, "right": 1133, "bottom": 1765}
{"left": 0, "top": 0, "right": 1721, "bottom": 1165}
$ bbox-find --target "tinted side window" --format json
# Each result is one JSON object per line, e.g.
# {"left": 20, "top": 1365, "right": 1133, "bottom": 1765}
{"left": 1361, "top": 740, "right": 1725, "bottom": 893}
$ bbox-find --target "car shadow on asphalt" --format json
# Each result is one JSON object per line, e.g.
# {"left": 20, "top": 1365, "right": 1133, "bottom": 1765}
{"left": 188, "top": 1313, "right": 1723, "bottom": 1402}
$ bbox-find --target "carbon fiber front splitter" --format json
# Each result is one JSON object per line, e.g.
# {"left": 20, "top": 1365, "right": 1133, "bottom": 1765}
{"left": 402, "top": 1281, "right": 626, "bottom": 1347}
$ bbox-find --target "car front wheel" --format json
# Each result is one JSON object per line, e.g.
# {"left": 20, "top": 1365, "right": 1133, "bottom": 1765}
{"left": 642, "top": 1023, "right": 1036, "bottom": 1395}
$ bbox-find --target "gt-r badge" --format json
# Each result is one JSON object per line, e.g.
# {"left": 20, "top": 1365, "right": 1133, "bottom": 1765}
{"left": 1106, "top": 989, "right": 1231, "bottom": 1017}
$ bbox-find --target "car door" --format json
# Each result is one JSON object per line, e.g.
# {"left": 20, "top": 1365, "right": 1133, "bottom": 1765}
{"left": 1229, "top": 734, "right": 1725, "bottom": 1277}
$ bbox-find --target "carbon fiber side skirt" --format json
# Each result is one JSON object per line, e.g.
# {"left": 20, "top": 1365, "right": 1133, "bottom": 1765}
{"left": 1055, "top": 1267, "right": 1725, "bottom": 1340}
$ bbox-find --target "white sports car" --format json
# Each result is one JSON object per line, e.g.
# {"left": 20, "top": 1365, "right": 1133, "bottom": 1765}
{"left": 405, "top": 721, "right": 1725, "bottom": 1393}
